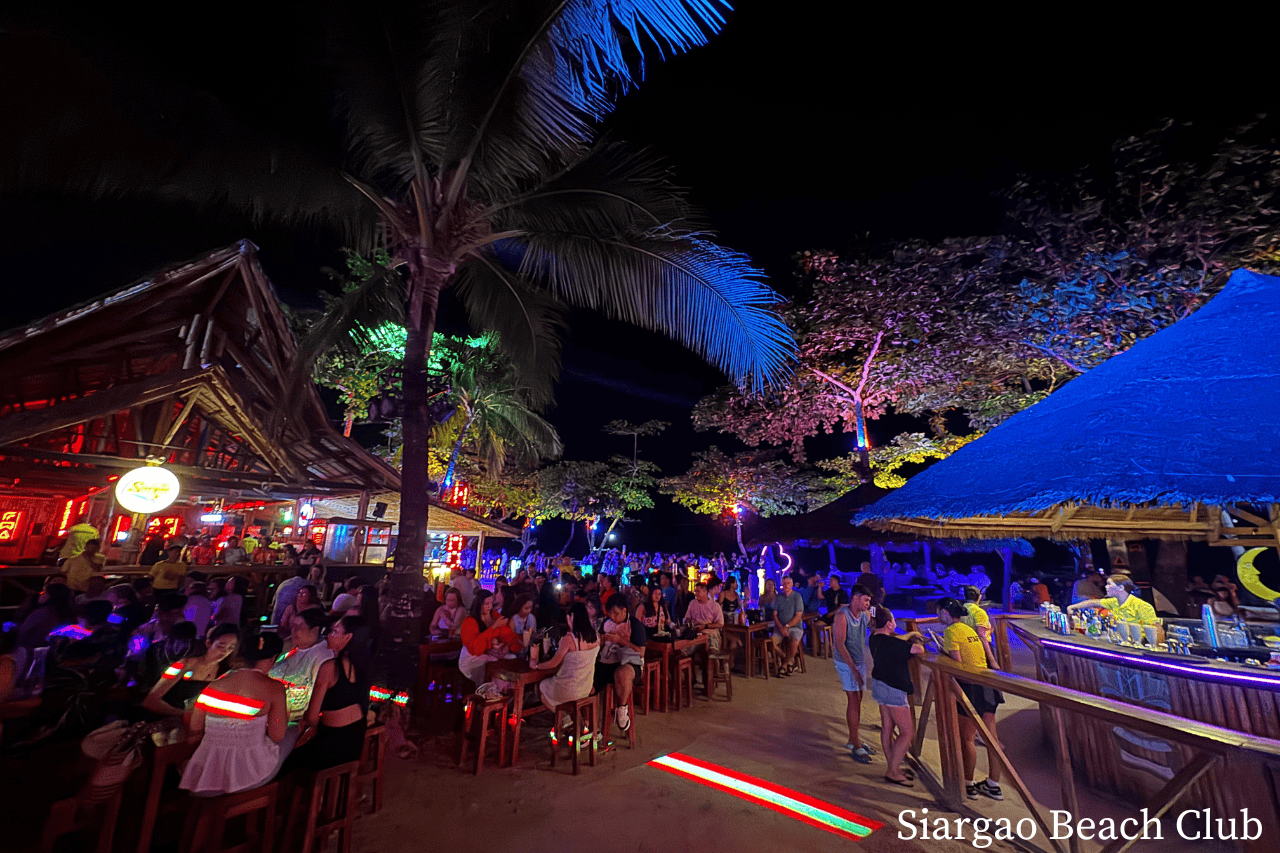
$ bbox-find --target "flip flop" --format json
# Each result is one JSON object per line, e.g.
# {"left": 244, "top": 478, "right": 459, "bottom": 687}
{"left": 884, "top": 775, "right": 914, "bottom": 788}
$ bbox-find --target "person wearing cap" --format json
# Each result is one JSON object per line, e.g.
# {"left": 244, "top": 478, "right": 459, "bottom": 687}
{"left": 149, "top": 545, "right": 189, "bottom": 591}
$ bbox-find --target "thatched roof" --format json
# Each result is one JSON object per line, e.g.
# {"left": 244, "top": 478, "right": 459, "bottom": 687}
{"left": 311, "top": 492, "right": 519, "bottom": 539}
{"left": 857, "top": 269, "right": 1280, "bottom": 543}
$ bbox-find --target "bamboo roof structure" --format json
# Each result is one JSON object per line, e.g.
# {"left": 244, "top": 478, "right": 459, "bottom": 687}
{"left": 857, "top": 268, "right": 1280, "bottom": 546}
{"left": 0, "top": 241, "right": 400, "bottom": 500}
{"left": 310, "top": 491, "right": 520, "bottom": 539}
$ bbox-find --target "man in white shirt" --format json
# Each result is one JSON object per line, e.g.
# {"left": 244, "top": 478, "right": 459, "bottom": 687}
{"left": 453, "top": 566, "right": 479, "bottom": 610}
{"left": 272, "top": 567, "right": 310, "bottom": 624}
{"left": 221, "top": 536, "right": 249, "bottom": 565}
{"left": 330, "top": 576, "right": 362, "bottom": 615}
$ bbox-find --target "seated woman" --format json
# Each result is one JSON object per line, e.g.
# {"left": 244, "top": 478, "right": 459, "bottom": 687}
{"left": 637, "top": 587, "right": 671, "bottom": 638}
{"left": 16, "top": 581, "right": 76, "bottom": 650}
{"left": 142, "top": 624, "right": 240, "bottom": 719}
{"left": 507, "top": 594, "right": 537, "bottom": 638}
{"left": 278, "top": 585, "right": 322, "bottom": 643}
{"left": 212, "top": 576, "right": 246, "bottom": 626}
{"left": 458, "top": 590, "right": 521, "bottom": 685}
{"left": 290, "top": 614, "right": 371, "bottom": 771}
{"left": 181, "top": 633, "right": 289, "bottom": 796}
{"left": 430, "top": 587, "right": 467, "bottom": 639}
{"left": 531, "top": 602, "right": 599, "bottom": 714}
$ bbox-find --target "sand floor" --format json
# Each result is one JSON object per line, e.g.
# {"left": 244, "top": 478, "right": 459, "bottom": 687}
{"left": 352, "top": 642, "right": 1243, "bottom": 853}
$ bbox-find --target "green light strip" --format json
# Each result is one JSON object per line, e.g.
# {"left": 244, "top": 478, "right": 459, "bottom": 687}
{"left": 651, "top": 754, "right": 873, "bottom": 837}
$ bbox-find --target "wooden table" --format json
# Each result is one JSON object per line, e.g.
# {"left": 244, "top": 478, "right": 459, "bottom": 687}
{"left": 485, "top": 658, "right": 556, "bottom": 767}
{"left": 646, "top": 635, "right": 710, "bottom": 702}
{"left": 723, "top": 623, "right": 771, "bottom": 679}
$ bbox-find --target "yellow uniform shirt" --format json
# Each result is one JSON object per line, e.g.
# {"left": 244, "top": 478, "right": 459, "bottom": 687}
{"left": 62, "top": 554, "right": 98, "bottom": 592}
{"left": 962, "top": 601, "right": 991, "bottom": 635}
{"left": 943, "top": 621, "right": 987, "bottom": 669}
{"left": 149, "top": 559, "right": 189, "bottom": 591}
{"left": 1099, "top": 594, "right": 1158, "bottom": 625}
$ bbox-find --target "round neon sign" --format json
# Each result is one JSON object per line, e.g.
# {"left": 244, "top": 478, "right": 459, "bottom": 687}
{"left": 114, "top": 466, "right": 180, "bottom": 514}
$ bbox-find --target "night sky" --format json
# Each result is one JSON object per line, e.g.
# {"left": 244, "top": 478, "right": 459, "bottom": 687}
{"left": 1, "top": 5, "right": 1272, "bottom": 553}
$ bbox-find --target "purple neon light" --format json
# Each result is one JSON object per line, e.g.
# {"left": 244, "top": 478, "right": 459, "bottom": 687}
{"left": 1041, "top": 638, "right": 1280, "bottom": 689}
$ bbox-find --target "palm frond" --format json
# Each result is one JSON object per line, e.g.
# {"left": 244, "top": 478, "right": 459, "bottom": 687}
{"left": 451, "top": 257, "right": 567, "bottom": 408}
{"left": 504, "top": 230, "right": 795, "bottom": 391}
{"left": 486, "top": 142, "right": 701, "bottom": 236}
{"left": 444, "top": 0, "right": 730, "bottom": 200}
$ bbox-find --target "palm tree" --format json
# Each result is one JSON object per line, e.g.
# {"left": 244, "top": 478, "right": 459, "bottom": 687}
{"left": 4, "top": 2, "right": 795, "bottom": 670}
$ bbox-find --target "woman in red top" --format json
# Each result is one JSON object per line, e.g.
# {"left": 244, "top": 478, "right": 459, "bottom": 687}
{"left": 458, "top": 589, "right": 522, "bottom": 685}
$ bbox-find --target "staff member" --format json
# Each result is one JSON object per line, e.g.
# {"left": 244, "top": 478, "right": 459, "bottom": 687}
{"left": 1067, "top": 575, "right": 1158, "bottom": 623}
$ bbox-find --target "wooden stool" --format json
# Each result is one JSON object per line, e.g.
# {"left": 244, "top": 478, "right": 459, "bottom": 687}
{"left": 635, "top": 659, "right": 662, "bottom": 714}
{"left": 708, "top": 653, "right": 734, "bottom": 701}
{"left": 180, "top": 782, "right": 278, "bottom": 853}
{"left": 280, "top": 761, "right": 359, "bottom": 853}
{"left": 43, "top": 788, "right": 126, "bottom": 853}
{"left": 135, "top": 738, "right": 198, "bottom": 853}
{"left": 751, "top": 635, "right": 775, "bottom": 680}
{"left": 814, "top": 623, "right": 834, "bottom": 659}
{"left": 550, "top": 695, "right": 598, "bottom": 775}
{"left": 355, "top": 724, "right": 386, "bottom": 815}
{"left": 600, "top": 687, "right": 638, "bottom": 749}
{"left": 672, "top": 656, "right": 695, "bottom": 710}
{"left": 795, "top": 644, "right": 808, "bottom": 674}
{"left": 456, "top": 694, "right": 510, "bottom": 775}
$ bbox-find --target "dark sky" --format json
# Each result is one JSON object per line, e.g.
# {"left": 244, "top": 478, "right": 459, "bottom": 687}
{"left": 1, "top": 4, "right": 1272, "bottom": 552}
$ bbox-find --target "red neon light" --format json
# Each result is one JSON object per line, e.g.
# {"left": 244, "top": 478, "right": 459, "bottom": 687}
{"left": 0, "top": 510, "right": 25, "bottom": 543}
{"left": 310, "top": 523, "right": 328, "bottom": 544}
{"left": 196, "top": 688, "right": 265, "bottom": 720}
{"left": 445, "top": 534, "right": 465, "bottom": 569}
{"left": 444, "top": 481, "right": 470, "bottom": 507}
{"left": 58, "top": 500, "right": 74, "bottom": 536}
{"left": 146, "top": 516, "right": 182, "bottom": 540}
{"left": 110, "top": 514, "right": 132, "bottom": 543}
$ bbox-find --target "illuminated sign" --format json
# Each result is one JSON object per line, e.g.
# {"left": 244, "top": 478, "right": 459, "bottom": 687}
{"left": 110, "top": 515, "right": 131, "bottom": 543}
{"left": 310, "top": 523, "right": 328, "bottom": 544}
{"left": 200, "top": 512, "right": 225, "bottom": 523}
{"left": 114, "top": 466, "right": 180, "bottom": 513}
{"left": 0, "top": 510, "right": 25, "bottom": 543}
{"left": 445, "top": 534, "right": 465, "bottom": 569}
{"left": 444, "top": 481, "right": 470, "bottom": 508}
{"left": 146, "top": 516, "right": 182, "bottom": 540}
{"left": 299, "top": 503, "right": 315, "bottom": 523}
{"left": 58, "top": 500, "right": 75, "bottom": 536}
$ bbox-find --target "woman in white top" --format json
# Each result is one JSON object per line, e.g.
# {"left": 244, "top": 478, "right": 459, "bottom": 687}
{"left": 533, "top": 602, "right": 599, "bottom": 710}
{"left": 212, "top": 576, "right": 246, "bottom": 626}
{"left": 269, "top": 609, "right": 334, "bottom": 721}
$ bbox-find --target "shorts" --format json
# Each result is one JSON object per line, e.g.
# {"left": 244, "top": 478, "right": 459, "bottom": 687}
{"left": 834, "top": 659, "right": 867, "bottom": 693}
{"left": 870, "top": 678, "right": 910, "bottom": 708}
{"left": 594, "top": 661, "right": 640, "bottom": 691}
{"left": 956, "top": 681, "right": 1004, "bottom": 718}
{"left": 786, "top": 626, "right": 803, "bottom": 643}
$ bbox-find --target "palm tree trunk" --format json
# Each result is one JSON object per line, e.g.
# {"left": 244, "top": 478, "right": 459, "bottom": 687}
{"left": 442, "top": 410, "right": 477, "bottom": 489}
{"left": 385, "top": 264, "right": 445, "bottom": 687}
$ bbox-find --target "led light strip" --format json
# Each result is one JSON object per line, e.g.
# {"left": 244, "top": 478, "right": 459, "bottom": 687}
{"left": 197, "top": 688, "right": 265, "bottom": 719}
{"left": 648, "top": 752, "right": 881, "bottom": 839}
{"left": 1041, "top": 638, "right": 1280, "bottom": 688}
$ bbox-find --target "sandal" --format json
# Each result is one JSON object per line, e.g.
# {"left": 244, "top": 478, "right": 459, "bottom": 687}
{"left": 884, "top": 775, "right": 914, "bottom": 788}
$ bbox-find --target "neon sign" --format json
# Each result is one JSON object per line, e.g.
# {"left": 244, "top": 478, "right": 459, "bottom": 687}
{"left": 444, "top": 481, "right": 470, "bottom": 508}
{"left": 110, "top": 515, "right": 131, "bottom": 543}
{"left": 58, "top": 500, "right": 74, "bottom": 536}
{"left": 445, "top": 534, "right": 465, "bottom": 569}
{"left": 146, "top": 516, "right": 182, "bottom": 540}
{"left": 115, "top": 465, "right": 180, "bottom": 513}
{"left": 0, "top": 510, "right": 25, "bottom": 543}
{"left": 310, "top": 523, "right": 328, "bottom": 544}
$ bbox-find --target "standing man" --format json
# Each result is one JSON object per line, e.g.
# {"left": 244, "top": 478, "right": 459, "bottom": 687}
{"left": 149, "top": 544, "right": 189, "bottom": 591}
{"left": 822, "top": 574, "right": 849, "bottom": 624}
{"left": 63, "top": 538, "right": 103, "bottom": 593}
{"left": 58, "top": 518, "right": 100, "bottom": 565}
{"left": 773, "top": 575, "right": 805, "bottom": 674}
{"left": 222, "top": 536, "right": 249, "bottom": 565}
{"left": 454, "top": 565, "right": 479, "bottom": 610}
{"left": 832, "top": 584, "right": 875, "bottom": 763}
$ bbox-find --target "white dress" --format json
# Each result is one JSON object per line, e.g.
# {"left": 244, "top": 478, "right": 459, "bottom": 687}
{"left": 180, "top": 712, "right": 279, "bottom": 795}
{"left": 538, "top": 636, "right": 599, "bottom": 708}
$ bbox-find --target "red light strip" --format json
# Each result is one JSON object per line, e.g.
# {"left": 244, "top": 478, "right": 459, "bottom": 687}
{"left": 647, "top": 752, "right": 881, "bottom": 840}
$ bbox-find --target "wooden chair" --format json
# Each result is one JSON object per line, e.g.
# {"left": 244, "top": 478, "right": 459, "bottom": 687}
{"left": 179, "top": 782, "right": 278, "bottom": 853}
{"left": 550, "top": 695, "right": 598, "bottom": 775}
{"left": 634, "top": 658, "right": 662, "bottom": 715}
{"left": 43, "top": 788, "right": 126, "bottom": 853}
{"left": 708, "top": 653, "right": 734, "bottom": 701}
{"left": 135, "top": 737, "right": 198, "bottom": 853}
{"left": 672, "top": 656, "right": 695, "bottom": 710}
{"left": 355, "top": 723, "right": 386, "bottom": 816}
{"left": 280, "top": 761, "right": 359, "bottom": 853}
{"left": 456, "top": 694, "right": 510, "bottom": 775}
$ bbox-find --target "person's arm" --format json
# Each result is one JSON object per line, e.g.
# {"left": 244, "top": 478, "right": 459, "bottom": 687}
{"left": 298, "top": 659, "right": 335, "bottom": 745}
{"left": 266, "top": 683, "right": 288, "bottom": 744}
{"left": 832, "top": 613, "right": 854, "bottom": 667}
{"left": 187, "top": 695, "right": 207, "bottom": 742}
{"left": 142, "top": 661, "right": 189, "bottom": 717}
{"left": 534, "top": 634, "right": 574, "bottom": 670}
{"left": 1067, "top": 599, "right": 1104, "bottom": 614}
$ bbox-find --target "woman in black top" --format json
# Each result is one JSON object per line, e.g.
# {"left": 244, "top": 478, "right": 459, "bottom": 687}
{"left": 291, "top": 614, "right": 371, "bottom": 771}
{"left": 867, "top": 607, "right": 925, "bottom": 787}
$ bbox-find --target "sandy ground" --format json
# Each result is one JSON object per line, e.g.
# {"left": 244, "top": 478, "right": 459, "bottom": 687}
{"left": 352, "top": 639, "right": 1242, "bottom": 853}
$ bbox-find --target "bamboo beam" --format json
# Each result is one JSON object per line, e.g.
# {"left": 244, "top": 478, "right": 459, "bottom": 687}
{"left": 1050, "top": 707, "right": 1082, "bottom": 853}
{"left": 1096, "top": 753, "right": 1217, "bottom": 853}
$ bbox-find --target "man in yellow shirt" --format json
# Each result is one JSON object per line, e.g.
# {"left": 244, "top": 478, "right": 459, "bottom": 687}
{"left": 939, "top": 598, "right": 1004, "bottom": 801}
{"left": 1068, "top": 575, "right": 1158, "bottom": 624}
{"left": 62, "top": 538, "right": 103, "bottom": 592}
{"left": 149, "top": 544, "right": 189, "bottom": 591}
{"left": 59, "top": 519, "right": 99, "bottom": 563}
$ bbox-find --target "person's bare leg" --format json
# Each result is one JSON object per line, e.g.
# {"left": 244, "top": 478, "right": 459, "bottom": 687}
{"left": 959, "top": 717, "right": 978, "bottom": 781}
{"left": 614, "top": 664, "right": 635, "bottom": 706}
{"left": 982, "top": 713, "right": 1002, "bottom": 783}
{"left": 888, "top": 705, "right": 914, "bottom": 778}
{"left": 879, "top": 705, "right": 894, "bottom": 765}
{"left": 845, "top": 689, "right": 861, "bottom": 745}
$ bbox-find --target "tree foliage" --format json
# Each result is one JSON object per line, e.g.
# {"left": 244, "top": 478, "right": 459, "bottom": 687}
{"left": 659, "top": 447, "right": 830, "bottom": 519}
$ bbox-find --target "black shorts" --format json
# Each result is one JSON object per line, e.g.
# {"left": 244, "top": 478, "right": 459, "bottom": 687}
{"left": 956, "top": 681, "right": 1003, "bottom": 718}
{"left": 594, "top": 661, "right": 641, "bottom": 691}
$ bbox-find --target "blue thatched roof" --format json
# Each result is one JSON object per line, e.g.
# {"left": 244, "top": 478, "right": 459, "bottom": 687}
{"left": 859, "top": 269, "right": 1280, "bottom": 530}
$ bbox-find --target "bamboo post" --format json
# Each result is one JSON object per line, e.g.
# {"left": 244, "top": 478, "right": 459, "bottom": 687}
{"left": 936, "top": 668, "right": 965, "bottom": 807}
{"left": 1050, "top": 707, "right": 1082, "bottom": 853}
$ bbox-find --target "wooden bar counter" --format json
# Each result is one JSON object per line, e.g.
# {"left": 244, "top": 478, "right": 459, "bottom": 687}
{"left": 1012, "top": 620, "right": 1280, "bottom": 826}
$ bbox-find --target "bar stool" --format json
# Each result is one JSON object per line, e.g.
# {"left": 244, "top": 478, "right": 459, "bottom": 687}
{"left": 708, "top": 653, "right": 734, "bottom": 701}
{"left": 355, "top": 724, "right": 386, "bottom": 815}
{"left": 456, "top": 694, "right": 510, "bottom": 775}
{"left": 635, "top": 658, "right": 662, "bottom": 714}
{"left": 550, "top": 695, "right": 599, "bottom": 774}
{"left": 179, "top": 782, "right": 278, "bottom": 853}
{"left": 814, "top": 622, "right": 834, "bottom": 659}
{"left": 751, "top": 635, "right": 776, "bottom": 680}
{"left": 600, "top": 688, "right": 638, "bottom": 749}
{"left": 280, "top": 761, "right": 359, "bottom": 853}
{"left": 672, "top": 656, "right": 695, "bottom": 710}
{"left": 135, "top": 738, "right": 198, "bottom": 853}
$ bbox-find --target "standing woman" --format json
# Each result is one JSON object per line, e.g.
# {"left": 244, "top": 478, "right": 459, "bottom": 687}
{"left": 291, "top": 614, "right": 371, "bottom": 770}
{"left": 867, "top": 608, "right": 925, "bottom": 786}
{"left": 212, "top": 576, "right": 245, "bottom": 626}
{"left": 143, "top": 624, "right": 240, "bottom": 719}
{"left": 458, "top": 590, "right": 521, "bottom": 685}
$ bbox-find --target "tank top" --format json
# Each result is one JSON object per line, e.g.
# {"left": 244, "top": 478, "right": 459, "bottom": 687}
{"left": 321, "top": 655, "right": 370, "bottom": 713}
{"left": 721, "top": 592, "right": 741, "bottom": 615}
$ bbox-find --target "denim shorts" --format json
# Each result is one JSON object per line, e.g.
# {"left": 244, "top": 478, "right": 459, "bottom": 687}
{"left": 834, "top": 659, "right": 866, "bottom": 692}
{"left": 870, "top": 678, "right": 909, "bottom": 708}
